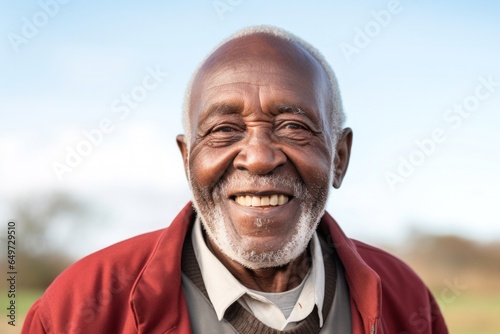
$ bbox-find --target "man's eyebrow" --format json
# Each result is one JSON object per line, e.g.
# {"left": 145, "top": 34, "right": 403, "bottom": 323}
{"left": 203, "top": 102, "right": 243, "bottom": 117}
{"left": 201, "top": 103, "right": 311, "bottom": 121}
{"left": 275, "top": 104, "right": 307, "bottom": 115}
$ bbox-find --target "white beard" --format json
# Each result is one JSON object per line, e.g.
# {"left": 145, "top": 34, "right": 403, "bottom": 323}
{"left": 190, "top": 171, "right": 333, "bottom": 269}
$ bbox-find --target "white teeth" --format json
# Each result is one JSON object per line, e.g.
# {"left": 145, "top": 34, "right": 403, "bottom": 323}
{"left": 270, "top": 194, "right": 278, "bottom": 206}
{"left": 234, "top": 194, "right": 289, "bottom": 207}
{"left": 278, "top": 194, "right": 287, "bottom": 205}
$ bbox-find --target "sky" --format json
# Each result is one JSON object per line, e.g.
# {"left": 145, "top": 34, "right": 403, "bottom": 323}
{"left": 1, "top": 0, "right": 499, "bottom": 258}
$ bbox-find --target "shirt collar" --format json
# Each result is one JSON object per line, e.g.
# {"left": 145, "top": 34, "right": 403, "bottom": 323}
{"left": 191, "top": 217, "right": 325, "bottom": 326}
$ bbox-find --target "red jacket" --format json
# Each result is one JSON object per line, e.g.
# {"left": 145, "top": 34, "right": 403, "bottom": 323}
{"left": 22, "top": 203, "right": 448, "bottom": 334}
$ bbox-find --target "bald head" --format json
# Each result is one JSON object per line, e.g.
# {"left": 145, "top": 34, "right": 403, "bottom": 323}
{"left": 197, "top": 33, "right": 324, "bottom": 84}
{"left": 182, "top": 26, "right": 345, "bottom": 150}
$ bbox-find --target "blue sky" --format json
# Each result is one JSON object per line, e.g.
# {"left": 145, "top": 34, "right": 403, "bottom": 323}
{"left": 1, "top": 0, "right": 499, "bottom": 257}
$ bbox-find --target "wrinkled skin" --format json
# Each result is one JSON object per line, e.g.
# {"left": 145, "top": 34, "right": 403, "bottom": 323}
{"left": 177, "top": 34, "right": 352, "bottom": 292}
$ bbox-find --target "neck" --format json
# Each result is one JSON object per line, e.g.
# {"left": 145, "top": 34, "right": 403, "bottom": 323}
{"left": 205, "top": 233, "right": 311, "bottom": 293}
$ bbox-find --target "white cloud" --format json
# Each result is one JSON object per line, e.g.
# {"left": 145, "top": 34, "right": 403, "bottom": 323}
{"left": 0, "top": 120, "right": 186, "bottom": 194}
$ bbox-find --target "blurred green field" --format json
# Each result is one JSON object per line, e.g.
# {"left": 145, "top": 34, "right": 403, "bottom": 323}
{"left": 1, "top": 288, "right": 499, "bottom": 333}
{"left": 0, "top": 289, "right": 44, "bottom": 334}
{"left": 435, "top": 292, "right": 500, "bottom": 334}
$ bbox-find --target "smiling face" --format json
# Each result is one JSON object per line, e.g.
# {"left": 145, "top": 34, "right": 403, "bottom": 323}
{"left": 178, "top": 34, "right": 341, "bottom": 269}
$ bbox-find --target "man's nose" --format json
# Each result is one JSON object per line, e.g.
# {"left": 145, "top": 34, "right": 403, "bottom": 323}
{"left": 233, "top": 131, "right": 286, "bottom": 175}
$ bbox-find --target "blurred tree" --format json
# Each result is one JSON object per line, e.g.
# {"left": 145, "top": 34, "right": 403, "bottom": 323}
{"left": 1, "top": 192, "right": 90, "bottom": 289}
{"left": 396, "top": 230, "right": 500, "bottom": 291}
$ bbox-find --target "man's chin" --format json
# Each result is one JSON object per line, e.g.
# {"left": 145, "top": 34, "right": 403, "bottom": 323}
{"left": 209, "top": 227, "right": 313, "bottom": 270}
{"left": 193, "top": 191, "right": 324, "bottom": 270}
{"left": 224, "top": 248, "right": 302, "bottom": 270}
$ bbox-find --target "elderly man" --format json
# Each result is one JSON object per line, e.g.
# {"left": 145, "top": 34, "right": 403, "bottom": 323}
{"left": 23, "top": 26, "right": 448, "bottom": 333}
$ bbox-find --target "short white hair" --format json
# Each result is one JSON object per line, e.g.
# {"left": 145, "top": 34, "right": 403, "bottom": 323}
{"left": 182, "top": 25, "right": 345, "bottom": 149}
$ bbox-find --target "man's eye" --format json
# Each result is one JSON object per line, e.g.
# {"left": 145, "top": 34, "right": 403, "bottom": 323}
{"left": 281, "top": 122, "right": 310, "bottom": 131}
{"left": 285, "top": 123, "right": 305, "bottom": 130}
{"left": 275, "top": 121, "right": 312, "bottom": 142}
{"left": 213, "top": 126, "right": 234, "bottom": 133}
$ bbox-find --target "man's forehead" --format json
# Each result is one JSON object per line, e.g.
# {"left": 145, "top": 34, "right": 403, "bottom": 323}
{"left": 196, "top": 80, "right": 322, "bottom": 121}
{"left": 189, "top": 33, "right": 329, "bottom": 112}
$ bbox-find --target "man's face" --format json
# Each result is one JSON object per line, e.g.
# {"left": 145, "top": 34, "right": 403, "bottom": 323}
{"left": 179, "top": 36, "right": 336, "bottom": 269}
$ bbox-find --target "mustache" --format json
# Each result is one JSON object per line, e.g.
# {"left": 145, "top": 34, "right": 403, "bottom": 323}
{"left": 214, "top": 173, "right": 307, "bottom": 199}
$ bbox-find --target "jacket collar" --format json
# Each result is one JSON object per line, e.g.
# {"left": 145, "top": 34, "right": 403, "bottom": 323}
{"left": 319, "top": 212, "right": 382, "bottom": 333}
{"left": 130, "top": 202, "right": 194, "bottom": 333}
{"left": 130, "top": 203, "right": 381, "bottom": 333}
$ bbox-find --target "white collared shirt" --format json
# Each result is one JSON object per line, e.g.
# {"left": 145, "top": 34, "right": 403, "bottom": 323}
{"left": 191, "top": 217, "right": 325, "bottom": 330}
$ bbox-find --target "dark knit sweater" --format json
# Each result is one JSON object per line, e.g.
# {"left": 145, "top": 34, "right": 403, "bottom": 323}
{"left": 181, "top": 233, "right": 337, "bottom": 334}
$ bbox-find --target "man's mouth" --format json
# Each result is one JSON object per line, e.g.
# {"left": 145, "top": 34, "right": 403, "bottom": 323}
{"left": 233, "top": 194, "right": 290, "bottom": 207}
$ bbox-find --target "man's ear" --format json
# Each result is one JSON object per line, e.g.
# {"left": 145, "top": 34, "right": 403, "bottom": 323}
{"left": 176, "top": 134, "right": 189, "bottom": 180}
{"left": 333, "top": 128, "right": 353, "bottom": 189}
